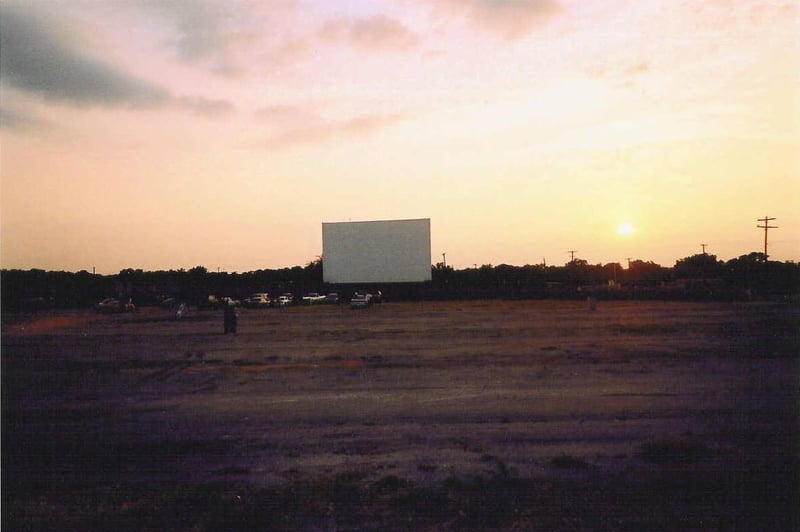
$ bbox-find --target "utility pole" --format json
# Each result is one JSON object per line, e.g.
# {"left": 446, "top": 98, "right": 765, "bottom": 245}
{"left": 567, "top": 250, "right": 577, "bottom": 262}
{"left": 442, "top": 253, "right": 447, "bottom": 268}
{"left": 700, "top": 243, "right": 708, "bottom": 255}
{"left": 756, "top": 216, "right": 777, "bottom": 261}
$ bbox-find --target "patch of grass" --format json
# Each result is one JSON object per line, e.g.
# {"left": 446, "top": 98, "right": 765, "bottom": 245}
{"left": 245, "top": 442, "right": 278, "bottom": 450}
{"left": 551, "top": 454, "right": 590, "bottom": 469}
{"left": 639, "top": 436, "right": 712, "bottom": 464}
{"left": 372, "top": 475, "right": 408, "bottom": 493}
{"left": 215, "top": 466, "right": 249, "bottom": 475}
{"left": 612, "top": 324, "right": 680, "bottom": 335}
{"left": 5, "top": 467, "right": 798, "bottom": 531}
{"left": 321, "top": 431, "right": 354, "bottom": 439}
{"left": 367, "top": 361, "right": 421, "bottom": 369}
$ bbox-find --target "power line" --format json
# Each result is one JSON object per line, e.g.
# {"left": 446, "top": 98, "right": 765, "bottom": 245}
{"left": 756, "top": 216, "right": 778, "bottom": 261}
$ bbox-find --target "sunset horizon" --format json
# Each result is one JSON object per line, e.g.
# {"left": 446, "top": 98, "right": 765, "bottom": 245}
{"left": 2, "top": 1, "right": 798, "bottom": 275}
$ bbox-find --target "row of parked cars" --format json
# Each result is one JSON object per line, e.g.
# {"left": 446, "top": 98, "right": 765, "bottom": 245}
{"left": 239, "top": 292, "right": 341, "bottom": 308}
{"left": 239, "top": 291, "right": 383, "bottom": 309}
{"left": 95, "top": 290, "right": 382, "bottom": 313}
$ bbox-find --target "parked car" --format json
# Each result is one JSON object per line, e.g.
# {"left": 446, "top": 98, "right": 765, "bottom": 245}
{"left": 242, "top": 293, "right": 270, "bottom": 308}
{"left": 274, "top": 294, "right": 294, "bottom": 307}
{"left": 349, "top": 292, "right": 373, "bottom": 309}
{"left": 94, "top": 298, "right": 135, "bottom": 313}
{"left": 302, "top": 292, "right": 326, "bottom": 305}
{"left": 220, "top": 296, "right": 240, "bottom": 307}
{"left": 325, "top": 292, "right": 340, "bottom": 304}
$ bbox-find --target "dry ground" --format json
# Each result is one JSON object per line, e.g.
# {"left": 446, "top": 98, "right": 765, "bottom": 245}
{"left": 2, "top": 300, "right": 799, "bottom": 530}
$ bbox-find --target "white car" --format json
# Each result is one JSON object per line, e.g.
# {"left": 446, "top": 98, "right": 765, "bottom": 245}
{"left": 302, "top": 292, "right": 326, "bottom": 305}
{"left": 243, "top": 293, "right": 270, "bottom": 308}
{"left": 275, "top": 294, "right": 293, "bottom": 307}
{"left": 94, "top": 298, "right": 135, "bottom": 313}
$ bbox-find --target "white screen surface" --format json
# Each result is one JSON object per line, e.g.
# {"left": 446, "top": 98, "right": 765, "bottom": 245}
{"left": 322, "top": 219, "right": 432, "bottom": 283}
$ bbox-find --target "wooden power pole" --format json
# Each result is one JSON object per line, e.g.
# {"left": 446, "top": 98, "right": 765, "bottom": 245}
{"left": 756, "top": 216, "right": 777, "bottom": 261}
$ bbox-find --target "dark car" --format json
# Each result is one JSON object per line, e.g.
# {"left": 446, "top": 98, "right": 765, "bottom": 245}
{"left": 349, "top": 292, "right": 373, "bottom": 309}
{"left": 94, "top": 298, "right": 135, "bottom": 313}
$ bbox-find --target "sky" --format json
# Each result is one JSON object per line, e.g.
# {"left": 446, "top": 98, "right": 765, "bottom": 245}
{"left": 1, "top": 0, "right": 798, "bottom": 274}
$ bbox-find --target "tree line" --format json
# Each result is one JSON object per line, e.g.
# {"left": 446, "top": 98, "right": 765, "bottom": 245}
{"left": 2, "top": 252, "right": 798, "bottom": 311}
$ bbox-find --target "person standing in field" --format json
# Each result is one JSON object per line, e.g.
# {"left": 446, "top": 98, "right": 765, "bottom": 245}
{"left": 223, "top": 301, "right": 237, "bottom": 334}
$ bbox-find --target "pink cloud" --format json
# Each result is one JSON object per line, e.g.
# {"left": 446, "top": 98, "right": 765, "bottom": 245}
{"left": 254, "top": 104, "right": 322, "bottom": 130}
{"left": 257, "top": 37, "right": 316, "bottom": 76}
{"left": 261, "top": 112, "right": 409, "bottom": 149}
{"left": 429, "top": 0, "right": 561, "bottom": 39}
{"left": 177, "top": 96, "right": 235, "bottom": 117}
{"left": 319, "top": 15, "right": 419, "bottom": 51}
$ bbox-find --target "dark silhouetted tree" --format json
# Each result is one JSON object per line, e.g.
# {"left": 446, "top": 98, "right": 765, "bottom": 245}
{"left": 673, "top": 254, "right": 722, "bottom": 279}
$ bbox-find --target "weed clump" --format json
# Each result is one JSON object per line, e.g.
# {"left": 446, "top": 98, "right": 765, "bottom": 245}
{"left": 551, "top": 454, "right": 590, "bottom": 469}
{"left": 640, "top": 436, "right": 711, "bottom": 464}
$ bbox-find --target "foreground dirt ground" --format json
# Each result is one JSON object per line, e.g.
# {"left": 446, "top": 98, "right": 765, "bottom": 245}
{"left": 3, "top": 300, "right": 798, "bottom": 530}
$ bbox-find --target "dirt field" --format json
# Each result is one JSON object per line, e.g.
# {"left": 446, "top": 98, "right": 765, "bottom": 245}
{"left": 3, "top": 300, "right": 799, "bottom": 530}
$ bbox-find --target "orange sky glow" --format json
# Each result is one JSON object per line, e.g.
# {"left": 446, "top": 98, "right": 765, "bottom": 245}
{"left": 1, "top": 1, "right": 798, "bottom": 274}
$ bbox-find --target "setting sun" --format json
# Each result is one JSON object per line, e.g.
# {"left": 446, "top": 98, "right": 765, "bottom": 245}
{"left": 617, "top": 223, "right": 635, "bottom": 236}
